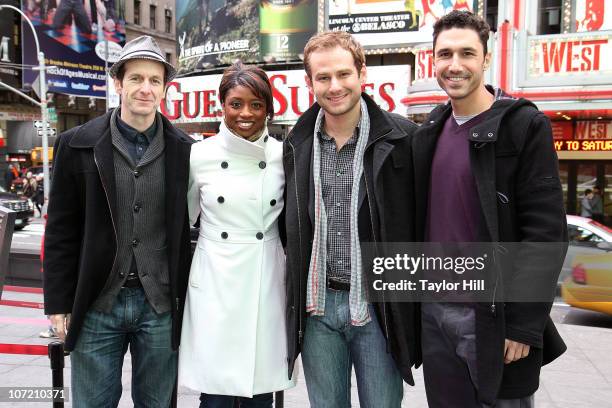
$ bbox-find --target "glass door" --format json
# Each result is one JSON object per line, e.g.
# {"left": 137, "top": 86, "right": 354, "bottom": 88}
{"left": 576, "top": 163, "right": 598, "bottom": 217}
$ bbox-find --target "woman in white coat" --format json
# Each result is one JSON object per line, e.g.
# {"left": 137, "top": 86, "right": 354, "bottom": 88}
{"left": 179, "top": 62, "right": 296, "bottom": 407}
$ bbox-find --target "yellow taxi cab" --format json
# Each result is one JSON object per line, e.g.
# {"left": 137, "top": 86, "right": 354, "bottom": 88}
{"left": 562, "top": 243, "right": 612, "bottom": 315}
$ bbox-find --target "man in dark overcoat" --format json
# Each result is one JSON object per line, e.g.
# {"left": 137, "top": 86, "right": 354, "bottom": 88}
{"left": 413, "top": 11, "right": 568, "bottom": 407}
{"left": 43, "top": 35, "right": 193, "bottom": 407}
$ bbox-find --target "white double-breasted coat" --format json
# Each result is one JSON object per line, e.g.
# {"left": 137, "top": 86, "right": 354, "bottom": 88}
{"left": 178, "top": 125, "right": 295, "bottom": 397}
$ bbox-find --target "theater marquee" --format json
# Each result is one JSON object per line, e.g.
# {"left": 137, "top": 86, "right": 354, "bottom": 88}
{"left": 517, "top": 31, "right": 612, "bottom": 88}
{"left": 553, "top": 120, "right": 612, "bottom": 152}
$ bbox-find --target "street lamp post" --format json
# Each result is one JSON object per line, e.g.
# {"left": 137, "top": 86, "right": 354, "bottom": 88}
{"left": 0, "top": 4, "right": 51, "bottom": 215}
{"left": 38, "top": 51, "right": 50, "bottom": 215}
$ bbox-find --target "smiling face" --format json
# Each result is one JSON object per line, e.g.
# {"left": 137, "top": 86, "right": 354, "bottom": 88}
{"left": 114, "top": 59, "right": 165, "bottom": 127}
{"left": 305, "top": 46, "right": 366, "bottom": 119}
{"left": 222, "top": 85, "right": 267, "bottom": 139}
{"left": 433, "top": 27, "right": 491, "bottom": 104}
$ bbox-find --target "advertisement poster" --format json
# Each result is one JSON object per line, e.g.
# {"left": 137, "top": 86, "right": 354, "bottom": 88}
{"left": 0, "top": 4, "right": 19, "bottom": 88}
{"left": 176, "top": 0, "right": 317, "bottom": 75}
{"left": 575, "top": 0, "right": 611, "bottom": 32}
{"left": 176, "top": 0, "right": 259, "bottom": 74}
{"left": 328, "top": 0, "right": 476, "bottom": 47}
{"left": 21, "top": 0, "right": 126, "bottom": 98}
{"left": 162, "top": 65, "right": 410, "bottom": 123}
{"left": 259, "top": 0, "right": 317, "bottom": 62}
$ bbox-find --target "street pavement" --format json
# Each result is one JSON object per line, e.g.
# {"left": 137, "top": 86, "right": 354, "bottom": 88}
{"left": 1, "top": 288, "right": 611, "bottom": 407}
{"left": 2, "top": 220, "right": 612, "bottom": 407}
{"left": 9, "top": 217, "right": 45, "bottom": 253}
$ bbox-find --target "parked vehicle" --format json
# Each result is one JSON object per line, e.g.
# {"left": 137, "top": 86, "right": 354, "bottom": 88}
{"left": 0, "top": 185, "right": 34, "bottom": 230}
{"left": 560, "top": 215, "right": 612, "bottom": 285}
{"left": 560, "top": 215, "right": 612, "bottom": 314}
{"left": 562, "top": 245, "right": 612, "bottom": 315}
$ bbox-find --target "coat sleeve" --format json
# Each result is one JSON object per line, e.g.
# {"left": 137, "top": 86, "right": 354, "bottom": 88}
{"left": 43, "top": 132, "right": 81, "bottom": 315}
{"left": 504, "top": 113, "right": 569, "bottom": 348}
{"left": 187, "top": 146, "right": 201, "bottom": 227}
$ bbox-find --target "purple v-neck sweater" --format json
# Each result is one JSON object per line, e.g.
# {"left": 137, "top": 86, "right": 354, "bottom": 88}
{"left": 426, "top": 113, "right": 489, "bottom": 242}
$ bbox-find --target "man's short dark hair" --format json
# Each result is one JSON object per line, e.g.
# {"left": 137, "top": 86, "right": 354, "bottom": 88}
{"left": 585, "top": 189, "right": 593, "bottom": 196}
{"left": 433, "top": 11, "right": 490, "bottom": 55}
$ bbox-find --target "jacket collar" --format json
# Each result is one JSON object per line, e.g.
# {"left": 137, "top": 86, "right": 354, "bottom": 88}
{"left": 468, "top": 97, "right": 538, "bottom": 144}
{"left": 419, "top": 86, "right": 537, "bottom": 144}
{"left": 69, "top": 108, "right": 192, "bottom": 148}
{"left": 219, "top": 121, "right": 268, "bottom": 161}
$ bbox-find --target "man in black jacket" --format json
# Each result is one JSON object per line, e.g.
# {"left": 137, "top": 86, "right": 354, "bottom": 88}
{"left": 413, "top": 11, "right": 568, "bottom": 407}
{"left": 283, "top": 31, "right": 420, "bottom": 407}
{"left": 43, "top": 36, "right": 193, "bottom": 407}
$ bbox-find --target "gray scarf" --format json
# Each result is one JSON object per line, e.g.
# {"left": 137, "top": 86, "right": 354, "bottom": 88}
{"left": 306, "top": 98, "right": 371, "bottom": 326}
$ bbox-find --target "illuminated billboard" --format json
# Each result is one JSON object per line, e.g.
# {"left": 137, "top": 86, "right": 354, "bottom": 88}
{"left": 327, "top": 0, "right": 477, "bottom": 48}
{"left": 21, "top": 0, "right": 126, "bottom": 98}
{"left": 176, "top": 0, "right": 317, "bottom": 75}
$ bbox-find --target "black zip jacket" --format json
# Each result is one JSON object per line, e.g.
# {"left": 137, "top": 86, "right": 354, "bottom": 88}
{"left": 283, "top": 93, "right": 421, "bottom": 385}
{"left": 413, "top": 88, "right": 568, "bottom": 403}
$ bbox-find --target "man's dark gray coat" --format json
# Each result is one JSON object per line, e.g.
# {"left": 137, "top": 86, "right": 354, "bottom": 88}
{"left": 413, "top": 90, "right": 569, "bottom": 403}
{"left": 43, "top": 110, "right": 193, "bottom": 351}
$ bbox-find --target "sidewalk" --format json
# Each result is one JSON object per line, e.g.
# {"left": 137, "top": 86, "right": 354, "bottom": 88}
{"left": 1, "top": 289, "right": 611, "bottom": 407}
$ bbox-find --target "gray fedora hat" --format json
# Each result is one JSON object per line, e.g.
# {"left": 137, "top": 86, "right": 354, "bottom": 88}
{"left": 109, "top": 35, "right": 176, "bottom": 82}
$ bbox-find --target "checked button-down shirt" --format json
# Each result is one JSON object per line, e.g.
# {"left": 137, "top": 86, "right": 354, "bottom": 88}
{"left": 318, "top": 127, "right": 360, "bottom": 284}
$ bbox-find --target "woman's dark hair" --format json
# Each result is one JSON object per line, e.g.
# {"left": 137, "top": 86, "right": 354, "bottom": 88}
{"left": 433, "top": 11, "right": 491, "bottom": 55}
{"left": 219, "top": 62, "right": 274, "bottom": 120}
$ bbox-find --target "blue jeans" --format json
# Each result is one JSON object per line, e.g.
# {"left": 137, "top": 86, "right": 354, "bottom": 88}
{"left": 70, "top": 287, "right": 177, "bottom": 408}
{"left": 302, "top": 289, "right": 403, "bottom": 408}
{"left": 199, "top": 393, "right": 273, "bottom": 408}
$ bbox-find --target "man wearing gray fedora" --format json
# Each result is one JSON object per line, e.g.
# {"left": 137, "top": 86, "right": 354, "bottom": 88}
{"left": 43, "top": 35, "right": 193, "bottom": 407}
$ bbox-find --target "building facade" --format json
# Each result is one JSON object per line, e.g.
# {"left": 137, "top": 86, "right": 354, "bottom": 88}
{"left": 124, "top": 0, "right": 177, "bottom": 67}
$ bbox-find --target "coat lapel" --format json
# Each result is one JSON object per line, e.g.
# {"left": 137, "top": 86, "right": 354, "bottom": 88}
{"left": 164, "top": 126, "right": 191, "bottom": 274}
{"left": 412, "top": 113, "right": 447, "bottom": 239}
{"left": 287, "top": 104, "right": 318, "bottom": 228}
{"left": 292, "top": 137, "right": 314, "bottom": 227}
{"left": 93, "top": 129, "right": 118, "bottom": 227}
{"left": 469, "top": 144, "right": 498, "bottom": 241}
{"left": 359, "top": 141, "right": 393, "bottom": 212}
{"left": 358, "top": 96, "right": 395, "bottom": 212}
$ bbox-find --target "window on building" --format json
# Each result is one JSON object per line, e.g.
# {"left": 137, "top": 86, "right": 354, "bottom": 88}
{"left": 165, "top": 52, "right": 172, "bottom": 65}
{"left": 165, "top": 9, "right": 172, "bottom": 34}
{"left": 538, "top": 0, "right": 562, "bottom": 34}
{"left": 150, "top": 5, "right": 156, "bottom": 29}
{"left": 485, "top": 0, "right": 498, "bottom": 32}
{"left": 134, "top": 0, "right": 140, "bottom": 25}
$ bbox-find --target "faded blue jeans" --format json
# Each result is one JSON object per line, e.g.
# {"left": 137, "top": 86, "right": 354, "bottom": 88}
{"left": 302, "top": 289, "right": 403, "bottom": 408}
{"left": 70, "top": 287, "right": 177, "bottom": 408}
